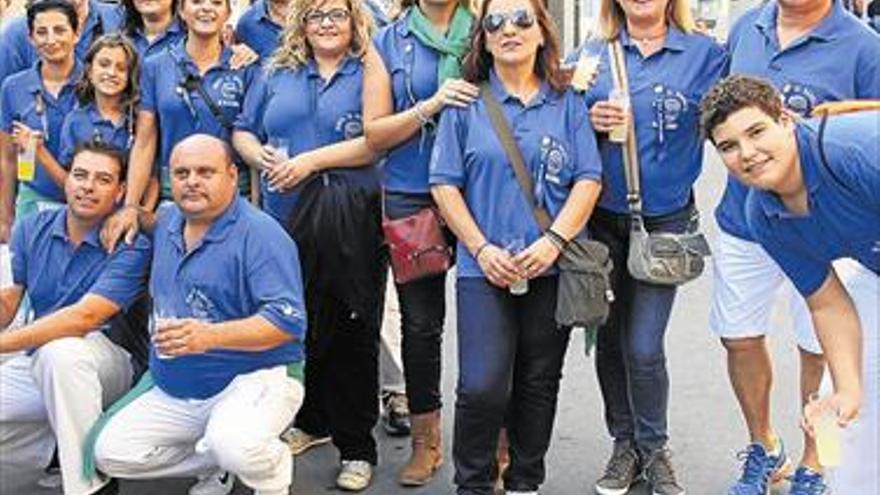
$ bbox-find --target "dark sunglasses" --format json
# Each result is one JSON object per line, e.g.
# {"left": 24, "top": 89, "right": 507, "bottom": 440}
{"left": 303, "top": 8, "right": 350, "bottom": 25}
{"left": 481, "top": 9, "right": 536, "bottom": 34}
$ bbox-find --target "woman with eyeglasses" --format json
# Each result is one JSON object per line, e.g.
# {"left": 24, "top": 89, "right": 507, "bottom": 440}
{"left": 0, "top": 0, "right": 83, "bottom": 242}
{"left": 429, "top": 0, "right": 603, "bottom": 492}
{"left": 100, "top": 0, "right": 260, "bottom": 250}
{"left": 233, "top": 0, "right": 384, "bottom": 489}
{"left": 362, "top": 0, "right": 477, "bottom": 486}
{"left": 567, "top": 0, "right": 725, "bottom": 493}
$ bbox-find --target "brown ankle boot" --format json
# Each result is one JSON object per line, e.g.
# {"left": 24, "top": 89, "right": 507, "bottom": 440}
{"left": 398, "top": 410, "right": 443, "bottom": 486}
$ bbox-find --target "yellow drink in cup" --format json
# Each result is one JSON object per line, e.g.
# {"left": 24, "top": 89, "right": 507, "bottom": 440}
{"left": 17, "top": 137, "right": 36, "bottom": 182}
{"left": 608, "top": 88, "right": 630, "bottom": 144}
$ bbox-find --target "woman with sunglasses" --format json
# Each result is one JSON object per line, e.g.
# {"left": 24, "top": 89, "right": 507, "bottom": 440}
{"left": 430, "top": 0, "right": 603, "bottom": 492}
{"left": 100, "top": 0, "right": 260, "bottom": 250}
{"left": 362, "top": 0, "right": 477, "bottom": 486}
{"left": 567, "top": 0, "right": 725, "bottom": 493}
{"left": 121, "top": 0, "right": 185, "bottom": 58}
{"left": 233, "top": 0, "right": 384, "bottom": 489}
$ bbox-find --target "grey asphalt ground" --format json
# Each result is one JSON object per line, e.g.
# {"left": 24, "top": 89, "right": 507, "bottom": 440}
{"left": 1, "top": 151, "right": 808, "bottom": 494}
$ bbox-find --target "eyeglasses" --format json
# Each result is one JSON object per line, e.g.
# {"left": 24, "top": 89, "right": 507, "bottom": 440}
{"left": 303, "top": 8, "right": 350, "bottom": 25}
{"left": 481, "top": 9, "right": 536, "bottom": 34}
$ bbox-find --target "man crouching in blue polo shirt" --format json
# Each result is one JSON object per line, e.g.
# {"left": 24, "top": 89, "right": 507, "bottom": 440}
{"left": 700, "top": 75, "right": 878, "bottom": 495}
{"left": 92, "top": 134, "right": 306, "bottom": 495}
{"left": 0, "top": 140, "right": 151, "bottom": 495}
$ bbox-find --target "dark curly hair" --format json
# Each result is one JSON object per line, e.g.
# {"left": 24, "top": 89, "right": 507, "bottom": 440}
{"left": 461, "top": 0, "right": 569, "bottom": 93}
{"left": 699, "top": 75, "right": 784, "bottom": 142}
{"left": 75, "top": 33, "right": 140, "bottom": 114}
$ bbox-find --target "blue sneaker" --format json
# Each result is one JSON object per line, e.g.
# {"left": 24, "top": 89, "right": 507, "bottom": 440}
{"left": 788, "top": 466, "right": 829, "bottom": 495}
{"left": 727, "top": 441, "right": 791, "bottom": 495}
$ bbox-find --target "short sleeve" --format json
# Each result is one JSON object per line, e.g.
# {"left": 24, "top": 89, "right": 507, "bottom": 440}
{"left": 234, "top": 67, "right": 269, "bottom": 138}
{"left": 58, "top": 114, "right": 78, "bottom": 166}
{"left": 9, "top": 216, "right": 30, "bottom": 287}
{"left": 568, "top": 94, "right": 602, "bottom": 182}
{"left": 139, "top": 57, "right": 158, "bottom": 112}
{"left": 246, "top": 221, "right": 306, "bottom": 340}
{"left": 0, "top": 78, "right": 17, "bottom": 133}
{"left": 855, "top": 38, "right": 880, "bottom": 99}
{"left": 87, "top": 236, "right": 151, "bottom": 310}
{"left": 0, "top": 19, "right": 31, "bottom": 85}
{"left": 428, "top": 107, "right": 467, "bottom": 187}
{"left": 746, "top": 194, "right": 830, "bottom": 297}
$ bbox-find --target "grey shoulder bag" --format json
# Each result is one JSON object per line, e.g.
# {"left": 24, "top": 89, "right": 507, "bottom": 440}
{"left": 480, "top": 83, "right": 614, "bottom": 328}
{"left": 608, "top": 41, "right": 710, "bottom": 286}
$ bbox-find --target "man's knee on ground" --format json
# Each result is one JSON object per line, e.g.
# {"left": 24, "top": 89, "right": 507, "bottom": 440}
{"left": 93, "top": 422, "right": 157, "bottom": 477}
{"left": 203, "top": 421, "right": 284, "bottom": 476}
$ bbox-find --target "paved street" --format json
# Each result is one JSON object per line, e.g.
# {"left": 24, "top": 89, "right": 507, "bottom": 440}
{"left": 0, "top": 151, "right": 809, "bottom": 494}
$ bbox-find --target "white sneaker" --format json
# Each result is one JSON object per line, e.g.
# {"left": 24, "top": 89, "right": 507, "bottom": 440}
{"left": 336, "top": 460, "right": 372, "bottom": 491}
{"left": 189, "top": 470, "right": 235, "bottom": 495}
{"left": 36, "top": 468, "right": 62, "bottom": 489}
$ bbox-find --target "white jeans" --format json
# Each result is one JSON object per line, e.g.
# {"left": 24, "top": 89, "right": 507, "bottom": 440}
{"left": 94, "top": 365, "right": 303, "bottom": 493}
{"left": 822, "top": 260, "right": 879, "bottom": 494}
{"left": 0, "top": 332, "right": 133, "bottom": 495}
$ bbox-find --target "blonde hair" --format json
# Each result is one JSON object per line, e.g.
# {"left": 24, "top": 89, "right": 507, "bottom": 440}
{"left": 269, "top": 0, "right": 374, "bottom": 72}
{"left": 599, "top": 0, "right": 695, "bottom": 40}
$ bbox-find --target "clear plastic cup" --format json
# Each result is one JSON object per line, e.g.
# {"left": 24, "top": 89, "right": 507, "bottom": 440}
{"left": 151, "top": 310, "right": 180, "bottom": 360}
{"left": 17, "top": 135, "right": 36, "bottom": 182}
{"left": 608, "top": 88, "right": 631, "bottom": 144}
{"left": 264, "top": 137, "right": 290, "bottom": 193}
{"left": 806, "top": 393, "right": 843, "bottom": 467}
{"left": 504, "top": 237, "right": 528, "bottom": 296}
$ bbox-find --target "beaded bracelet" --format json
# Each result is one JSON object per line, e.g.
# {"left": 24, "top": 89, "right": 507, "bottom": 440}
{"left": 473, "top": 242, "right": 491, "bottom": 261}
{"left": 545, "top": 228, "right": 569, "bottom": 250}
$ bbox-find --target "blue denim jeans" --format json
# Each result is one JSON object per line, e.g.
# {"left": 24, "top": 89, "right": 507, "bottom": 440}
{"left": 453, "top": 276, "right": 570, "bottom": 495}
{"left": 590, "top": 205, "right": 693, "bottom": 453}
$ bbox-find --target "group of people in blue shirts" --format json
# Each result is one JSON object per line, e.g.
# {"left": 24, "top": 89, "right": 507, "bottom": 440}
{"left": 0, "top": 0, "right": 878, "bottom": 493}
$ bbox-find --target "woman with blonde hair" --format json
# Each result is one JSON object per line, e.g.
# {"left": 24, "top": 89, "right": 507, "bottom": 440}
{"left": 233, "top": 0, "right": 385, "bottom": 490}
{"left": 568, "top": 0, "right": 725, "bottom": 493}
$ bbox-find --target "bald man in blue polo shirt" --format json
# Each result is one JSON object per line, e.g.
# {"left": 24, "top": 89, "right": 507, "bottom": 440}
{"left": 701, "top": 75, "right": 878, "bottom": 495}
{"left": 93, "top": 134, "right": 306, "bottom": 495}
{"left": 0, "top": 140, "right": 151, "bottom": 495}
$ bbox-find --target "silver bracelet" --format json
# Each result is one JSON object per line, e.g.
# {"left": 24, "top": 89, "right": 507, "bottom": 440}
{"left": 413, "top": 101, "right": 432, "bottom": 126}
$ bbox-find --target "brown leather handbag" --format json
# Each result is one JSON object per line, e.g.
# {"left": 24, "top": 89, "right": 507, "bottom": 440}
{"left": 382, "top": 207, "right": 453, "bottom": 284}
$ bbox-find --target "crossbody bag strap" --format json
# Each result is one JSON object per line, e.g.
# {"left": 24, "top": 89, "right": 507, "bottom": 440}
{"left": 480, "top": 82, "right": 553, "bottom": 231}
{"left": 175, "top": 57, "right": 235, "bottom": 131}
{"left": 608, "top": 40, "right": 643, "bottom": 215}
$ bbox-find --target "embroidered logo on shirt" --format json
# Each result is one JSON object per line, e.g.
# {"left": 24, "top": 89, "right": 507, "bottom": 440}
{"left": 335, "top": 112, "right": 364, "bottom": 140}
{"left": 540, "top": 136, "right": 569, "bottom": 186}
{"left": 212, "top": 75, "right": 244, "bottom": 109}
{"left": 185, "top": 287, "right": 216, "bottom": 321}
{"left": 652, "top": 84, "right": 688, "bottom": 132}
{"left": 781, "top": 82, "right": 818, "bottom": 116}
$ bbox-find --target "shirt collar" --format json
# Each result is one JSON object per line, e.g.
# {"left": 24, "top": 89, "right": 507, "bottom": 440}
{"left": 756, "top": 0, "right": 847, "bottom": 43}
{"left": 49, "top": 207, "right": 103, "bottom": 248}
{"left": 25, "top": 60, "right": 83, "bottom": 97}
{"left": 305, "top": 55, "right": 360, "bottom": 80}
{"left": 488, "top": 68, "right": 553, "bottom": 108}
{"left": 619, "top": 25, "right": 687, "bottom": 53}
{"left": 167, "top": 195, "right": 244, "bottom": 251}
{"left": 396, "top": 8, "right": 413, "bottom": 37}
{"left": 757, "top": 124, "right": 822, "bottom": 218}
{"left": 257, "top": 0, "right": 279, "bottom": 26}
{"left": 170, "top": 38, "right": 235, "bottom": 71}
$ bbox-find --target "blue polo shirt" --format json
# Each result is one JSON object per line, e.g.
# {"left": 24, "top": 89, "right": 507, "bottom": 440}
{"left": 372, "top": 8, "right": 443, "bottom": 194}
{"left": 59, "top": 103, "right": 132, "bottom": 166}
{"left": 234, "top": 0, "right": 282, "bottom": 59}
{"left": 236, "top": 57, "right": 378, "bottom": 221}
{"left": 127, "top": 18, "right": 185, "bottom": 59}
{"left": 571, "top": 28, "right": 726, "bottom": 215}
{"left": 429, "top": 71, "right": 602, "bottom": 278}
{"left": 10, "top": 207, "right": 150, "bottom": 321}
{"left": 149, "top": 197, "right": 307, "bottom": 400}
{"left": 746, "top": 113, "right": 880, "bottom": 297}
{"left": 0, "top": 0, "right": 122, "bottom": 84}
{"left": 0, "top": 61, "right": 82, "bottom": 201}
{"left": 140, "top": 40, "right": 258, "bottom": 198}
{"left": 717, "top": 0, "right": 880, "bottom": 241}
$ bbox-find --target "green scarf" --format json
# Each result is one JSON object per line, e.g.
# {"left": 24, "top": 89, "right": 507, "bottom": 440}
{"left": 408, "top": 5, "right": 474, "bottom": 85}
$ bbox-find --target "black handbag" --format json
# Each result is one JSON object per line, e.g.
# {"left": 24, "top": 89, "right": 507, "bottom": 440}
{"left": 481, "top": 83, "right": 614, "bottom": 328}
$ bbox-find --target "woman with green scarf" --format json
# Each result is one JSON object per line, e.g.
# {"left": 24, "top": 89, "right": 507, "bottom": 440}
{"left": 363, "top": 0, "right": 477, "bottom": 487}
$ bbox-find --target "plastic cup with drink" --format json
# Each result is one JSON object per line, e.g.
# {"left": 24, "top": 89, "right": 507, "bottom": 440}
{"left": 151, "top": 308, "right": 183, "bottom": 360}
{"left": 608, "top": 88, "right": 630, "bottom": 144}
{"left": 805, "top": 392, "right": 843, "bottom": 467}
{"left": 17, "top": 132, "right": 38, "bottom": 183}
{"left": 504, "top": 236, "right": 529, "bottom": 296}
{"left": 264, "top": 137, "right": 290, "bottom": 193}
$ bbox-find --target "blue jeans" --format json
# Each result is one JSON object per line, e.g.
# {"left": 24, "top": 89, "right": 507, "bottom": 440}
{"left": 590, "top": 205, "right": 692, "bottom": 453}
{"left": 454, "top": 276, "right": 570, "bottom": 495}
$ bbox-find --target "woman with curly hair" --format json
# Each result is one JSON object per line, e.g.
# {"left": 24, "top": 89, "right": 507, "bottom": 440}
{"left": 233, "top": 0, "right": 385, "bottom": 490}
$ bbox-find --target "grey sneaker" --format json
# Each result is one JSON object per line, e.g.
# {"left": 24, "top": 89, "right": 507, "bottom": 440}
{"left": 644, "top": 447, "right": 685, "bottom": 495}
{"left": 595, "top": 440, "right": 642, "bottom": 495}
